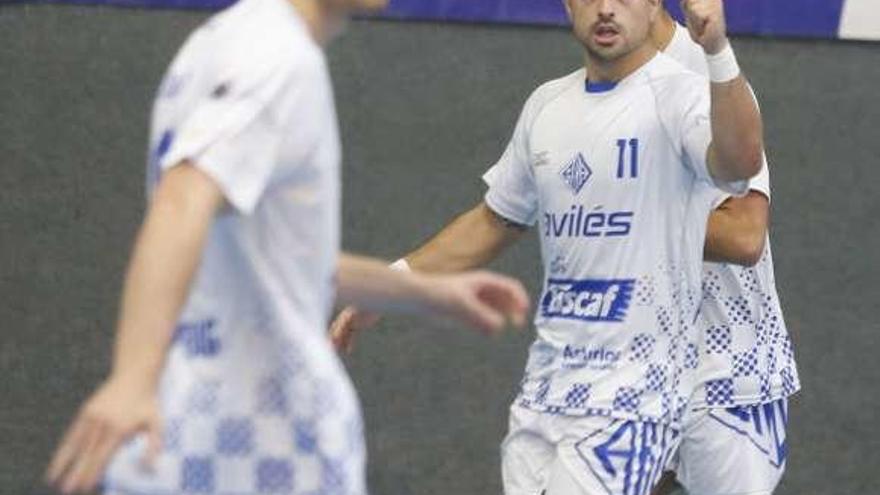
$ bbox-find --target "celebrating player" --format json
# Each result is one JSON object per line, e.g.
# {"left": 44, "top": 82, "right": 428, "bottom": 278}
{"left": 43, "top": 0, "right": 531, "bottom": 494}
{"left": 332, "top": 0, "right": 765, "bottom": 493}
{"left": 647, "top": 7, "right": 801, "bottom": 495}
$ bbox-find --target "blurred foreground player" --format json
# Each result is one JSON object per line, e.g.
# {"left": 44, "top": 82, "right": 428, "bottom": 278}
{"left": 44, "top": 0, "right": 530, "bottom": 493}
{"left": 332, "top": 0, "right": 766, "bottom": 493}
{"left": 649, "top": 9, "right": 801, "bottom": 495}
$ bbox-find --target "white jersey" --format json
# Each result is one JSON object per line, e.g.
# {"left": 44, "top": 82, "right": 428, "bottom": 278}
{"left": 691, "top": 169, "right": 801, "bottom": 408}
{"left": 484, "top": 54, "right": 746, "bottom": 427}
{"left": 103, "top": 1, "right": 366, "bottom": 494}
{"left": 665, "top": 23, "right": 801, "bottom": 408}
{"left": 664, "top": 23, "right": 708, "bottom": 78}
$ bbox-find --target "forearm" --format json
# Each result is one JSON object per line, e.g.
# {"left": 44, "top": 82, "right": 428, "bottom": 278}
{"left": 405, "top": 202, "right": 524, "bottom": 273}
{"left": 110, "top": 166, "right": 220, "bottom": 390}
{"left": 682, "top": 0, "right": 763, "bottom": 183}
{"left": 708, "top": 60, "right": 764, "bottom": 183}
{"left": 703, "top": 193, "right": 768, "bottom": 266}
{"left": 704, "top": 211, "right": 764, "bottom": 265}
{"left": 336, "top": 253, "right": 435, "bottom": 313}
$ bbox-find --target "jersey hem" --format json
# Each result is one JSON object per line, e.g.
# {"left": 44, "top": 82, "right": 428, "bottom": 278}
{"left": 102, "top": 480, "right": 179, "bottom": 495}
{"left": 102, "top": 479, "right": 348, "bottom": 495}
{"left": 688, "top": 386, "right": 801, "bottom": 411}
{"left": 515, "top": 398, "right": 681, "bottom": 429}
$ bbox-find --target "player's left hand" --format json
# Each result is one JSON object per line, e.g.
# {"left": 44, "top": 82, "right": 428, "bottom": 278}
{"left": 682, "top": 0, "right": 729, "bottom": 54}
{"left": 330, "top": 305, "right": 383, "bottom": 354}
{"left": 46, "top": 376, "right": 163, "bottom": 494}
{"left": 426, "top": 271, "right": 529, "bottom": 334}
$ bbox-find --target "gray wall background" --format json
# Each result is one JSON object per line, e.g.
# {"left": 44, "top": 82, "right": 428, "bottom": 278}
{"left": 2, "top": 4, "right": 879, "bottom": 494}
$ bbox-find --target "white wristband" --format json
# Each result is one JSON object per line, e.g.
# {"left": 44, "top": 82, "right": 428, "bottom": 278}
{"left": 390, "top": 258, "right": 411, "bottom": 272}
{"left": 706, "top": 43, "right": 741, "bottom": 83}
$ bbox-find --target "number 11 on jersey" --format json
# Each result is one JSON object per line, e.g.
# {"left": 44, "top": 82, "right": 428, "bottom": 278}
{"left": 616, "top": 138, "right": 639, "bottom": 179}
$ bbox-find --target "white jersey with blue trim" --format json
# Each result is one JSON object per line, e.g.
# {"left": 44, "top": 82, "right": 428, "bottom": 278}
{"left": 102, "top": 0, "right": 366, "bottom": 493}
{"left": 690, "top": 167, "right": 801, "bottom": 408}
{"left": 483, "top": 53, "right": 746, "bottom": 427}
{"left": 664, "top": 23, "right": 801, "bottom": 408}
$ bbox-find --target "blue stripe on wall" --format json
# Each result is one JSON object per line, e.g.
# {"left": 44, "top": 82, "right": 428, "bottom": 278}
{"left": 664, "top": 0, "right": 846, "bottom": 38}
{"left": 7, "top": 0, "right": 855, "bottom": 40}
{"left": 383, "top": 0, "right": 848, "bottom": 38}
{"left": 379, "top": 0, "right": 566, "bottom": 25}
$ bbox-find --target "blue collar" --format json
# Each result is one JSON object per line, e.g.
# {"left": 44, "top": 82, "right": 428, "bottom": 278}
{"left": 585, "top": 80, "right": 618, "bottom": 94}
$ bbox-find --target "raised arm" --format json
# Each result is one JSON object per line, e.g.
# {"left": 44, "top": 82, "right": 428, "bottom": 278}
{"left": 47, "top": 162, "right": 225, "bottom": 495}
{"left": 683, "top": 0, "right": 764, "bottom": 183}
{"left": 704, "top": 191, "right": 769, "bottom": 266}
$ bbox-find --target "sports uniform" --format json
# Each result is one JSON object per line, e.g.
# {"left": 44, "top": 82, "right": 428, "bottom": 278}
{"left": 663, "top": 23, "right": 801, "bottom": 495}
{"left": 484, "top": 53, "right": 746, "bottom": 495}
{"left": 102, "top": 0, "right": 366, "bottom": 493}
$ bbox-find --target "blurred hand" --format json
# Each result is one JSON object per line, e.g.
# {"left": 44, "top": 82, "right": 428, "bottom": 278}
{"left": 330, "top": 306, "right": 383, "bottom": 354}
{"left": 330, "top": 270, "right": 529, "bottom": 354}
{"left": 682, "top": 0, "right": 729, "bottom": 54}
{"left": 46, "top": 377, "right": 162, "bottom": 494}
{"left": 426, "top": 271, "right": 529, "bottom": 335}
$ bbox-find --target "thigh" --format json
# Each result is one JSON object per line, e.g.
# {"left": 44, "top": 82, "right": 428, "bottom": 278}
{"left": 545, "top": 456, "right": 594, "bottom": 495}
{"left": 501, "top": 405, "right": 558, "bottom": 495}
{"left": 677, "top": 399, "right": 788, "bottom": 495}
{"left": 555, "top": 418, "right": 680, "bottom": 495}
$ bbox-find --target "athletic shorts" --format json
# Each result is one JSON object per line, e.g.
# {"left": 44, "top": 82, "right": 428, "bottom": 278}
{"left": 669, "top": 398, "right": 788, "bottom": 495}
{"left": 502, "top": 403, "right": 680, "bottom": 495}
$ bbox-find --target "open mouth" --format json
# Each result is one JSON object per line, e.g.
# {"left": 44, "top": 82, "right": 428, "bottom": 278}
{"left": 593, "top": 24, "right": 620, "bottom": 46}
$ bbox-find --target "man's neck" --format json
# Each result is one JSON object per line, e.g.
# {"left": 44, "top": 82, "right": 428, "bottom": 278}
{"left": 651, "top": 9, "right": 677, "bottom": 52}
{"left": 288, "top": 0, "right": 345, "bottom": 45}
{"left": 584, "top": 42, "right": 658, "bottom": 84}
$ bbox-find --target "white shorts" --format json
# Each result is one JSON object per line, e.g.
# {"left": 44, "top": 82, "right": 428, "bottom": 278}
{"left": 502, "top": 404, "right": 680, "bottom": 495}
{"left": 669, "top": 398, "right": 788, "bottom": 495}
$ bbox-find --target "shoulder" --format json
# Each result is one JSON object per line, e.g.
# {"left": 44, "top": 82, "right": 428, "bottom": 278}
{"left": 646, "top": 54, "right": 705, "bottom": 86}
{"left": 196, "top": 3, "right": 325, "bottom": 93}
{"left": 226, "top": 30, "right": 322, "bottom": 83}
{"left": 643, "top": 54, "right": 709, "bottom": 107}
{"left": 522, "top": 68, "right": 584, "bottom": 120}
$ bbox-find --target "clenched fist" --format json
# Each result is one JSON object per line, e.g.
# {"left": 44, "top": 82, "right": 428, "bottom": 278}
{"left": 681, "top": 0, "right": 729, "bottom": 54}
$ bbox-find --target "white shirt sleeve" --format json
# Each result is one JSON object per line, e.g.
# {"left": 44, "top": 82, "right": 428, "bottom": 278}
{"left": 709, "top": 153, "right": 771, "bottom": 209}
{"left": 158, "top": 59, "right": 301, "bottom": 214}
{"left": 482, "top": 99, "right": 540, "bottom": 226}
{"left": 747, "top": 154, "right": 771, "bottom": 200}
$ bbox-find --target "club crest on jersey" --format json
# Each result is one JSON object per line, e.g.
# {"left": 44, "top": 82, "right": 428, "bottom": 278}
{"left": 560, "top": 153, "right": 592, "bottom": 194}
{"left": 541, "top": 278, "right": 635, "bottom": 322}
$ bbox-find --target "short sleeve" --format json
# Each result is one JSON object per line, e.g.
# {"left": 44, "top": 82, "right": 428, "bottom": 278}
{"left": 159, "top": 59, "right": 302, "bottom": 214}
{"left": 708, "top": 154, "right": 771, "bottom": 209}
{"left": 483, "top": 101, "right": 540, "bottom": 226}
{"left": 673, "top": 76, "right": 748, "bottom": 196}
{"left": 747, "top": 154, "right": 771, "bottom": 200}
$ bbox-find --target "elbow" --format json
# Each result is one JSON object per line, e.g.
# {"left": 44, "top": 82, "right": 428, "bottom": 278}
{"left": 740, "top": 121, "right": 766, "bottom": 177}
{"left": 741, "top": 142, "right": 764, "bottom": 179}
{"left": 738, "top": 115, "right": 767, "bottom": 179}
{"left": 733, "top": 230, "right": 766, "bottom": 266}
{"left": 727, "top": 140, "right": 763, "bottom": 181}
{"left": 712, "top": 140, "right": 764, "bottom": 182}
